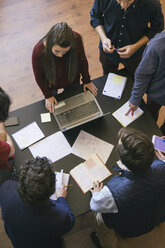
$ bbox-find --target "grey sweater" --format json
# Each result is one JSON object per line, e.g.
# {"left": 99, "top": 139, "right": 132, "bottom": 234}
{"left": 129, "top": 31, "right": 165, "bottom": 106}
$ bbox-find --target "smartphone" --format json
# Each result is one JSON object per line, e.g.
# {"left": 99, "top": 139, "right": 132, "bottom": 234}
{"left": 152, "top": 135, "right": 165, "bottom": 153}
{"left": 5, "top": 116, "right": 19, "bottom": 127}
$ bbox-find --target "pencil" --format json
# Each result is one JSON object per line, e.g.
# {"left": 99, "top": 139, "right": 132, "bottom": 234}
{"left": 64, "top": 184, "right": 73, "bottom": 188}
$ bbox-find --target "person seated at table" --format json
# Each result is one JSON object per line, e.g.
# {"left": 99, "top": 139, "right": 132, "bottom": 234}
{"left": 126, "top": 31, "right": 165, "bottom": 135}
{"left": 90, "top": 127, "right": 165, "bottom": 248}
{"left": 0, "top": 156, "right": 75, "bottom": 248}
{"left": 32, "top": 22, "right": 98, "bottom": 113}
{"left": 0, "top": 87, "right": 15, "bottom": 186}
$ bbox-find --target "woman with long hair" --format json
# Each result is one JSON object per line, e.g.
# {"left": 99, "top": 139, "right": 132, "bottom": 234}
{"left": 32, "top": 22, "right": 98, "bottom": 112}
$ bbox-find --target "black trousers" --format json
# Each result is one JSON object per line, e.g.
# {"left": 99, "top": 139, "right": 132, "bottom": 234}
{"left": 99, "top": 52, "right": 142, "bottom": 76}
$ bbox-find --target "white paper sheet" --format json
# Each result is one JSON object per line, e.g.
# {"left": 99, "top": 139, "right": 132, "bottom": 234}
{"left": 72, "top": 130, "right": 114, "bottom": 163}
{"left": 29, "top": 131, "right": 72, "bottom": 162}
{"left": 112, "top": 101, "right": 144, "bottom": 127}
{"left": 50, "top": 170, "right": 70, "bottom": 200}
{"left": 12, "top": 122, "right": 45, "bottom": 150}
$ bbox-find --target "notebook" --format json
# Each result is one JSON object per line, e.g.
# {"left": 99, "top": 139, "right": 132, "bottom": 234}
{"left": 112, "top": 101, "right": 144, "bottom": 127}
{"left": 102, "top": 73, "right": 127, "bottom": 99}
{"left": 70, "top": 153, "right": 112, "bottom": 193}
{"left": 50, "top": 170, "right": 70, "bottom": 200}
{"left": 53, "top": 91, "right": 104, "bottom": 132}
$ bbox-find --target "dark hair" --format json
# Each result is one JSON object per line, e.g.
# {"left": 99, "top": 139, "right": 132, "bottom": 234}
{"left": 0, "top": 87, "right": 11, "bottom": 122}
{"left": 18, "top": 157, "right": 55, "bottom": 205}
{"left": 43, "top": 22, "right": 78, "bottom": 87}
{"left": 117, "top": 128, "right": 155, "bottom": 174}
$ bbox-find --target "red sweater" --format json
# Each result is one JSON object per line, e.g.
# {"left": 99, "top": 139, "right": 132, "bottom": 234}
{"left": 0, "top": 140, "right": 11, "bottom": 171}
{"left": 32, "top": 31, "right": 91, "bottom": 98}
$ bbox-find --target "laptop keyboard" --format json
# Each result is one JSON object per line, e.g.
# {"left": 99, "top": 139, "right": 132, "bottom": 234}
{"left": 56, "top": 100, "right": 100, "bottom": 126}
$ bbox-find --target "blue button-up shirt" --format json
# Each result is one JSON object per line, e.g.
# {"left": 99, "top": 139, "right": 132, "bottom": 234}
{"left": 90, "top": 0, "right": 164, "bottom": 63}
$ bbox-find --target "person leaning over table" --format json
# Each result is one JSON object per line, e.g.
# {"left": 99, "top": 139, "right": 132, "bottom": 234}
{"left": 0, "top": 157, "right": 75, "bottom": 248}
{"left": 32, "top": 22, "right": 98, "bottom": 113}
{"left": 126, "top": 31, "right": 165, "bottom": 135}
{"left": 0, "top": 87, "right": 15, "bottom": 186}
{"left": 90, "top": 128, "right": 165, "bottom": 248}
{"left": 90, "top": 0, "right": 164, "bottom": 76}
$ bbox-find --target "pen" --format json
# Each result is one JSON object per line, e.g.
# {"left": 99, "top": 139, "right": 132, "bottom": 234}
{"left": 64, "top": 184, "right": 73, "bottom": 188}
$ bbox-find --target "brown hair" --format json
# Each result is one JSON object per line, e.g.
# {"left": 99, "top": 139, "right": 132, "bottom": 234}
{"left": 18, "top": 157, "right": 55, "bottom": 205}
{"left": 117, "top": 128, "right": 155, "bottom": 174}
{"left": 43, "top": 22, "right": 78, "bottom": 87}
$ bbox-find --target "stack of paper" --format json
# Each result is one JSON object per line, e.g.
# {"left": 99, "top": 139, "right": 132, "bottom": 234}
{"left": 102, "top": 73, "right": 127, "bottom": 99}
{"left": 112, "top": 101, "right": 144, "bottom": 127}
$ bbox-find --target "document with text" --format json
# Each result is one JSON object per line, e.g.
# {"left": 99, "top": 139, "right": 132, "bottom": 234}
{"left": 72, "top": 130, "right": 114, "bottom": 163}
{"left": 12, "top": 122, "right": 45, "bottom": 150}
{"left": 29, "top": 131, "right": 72, "bottom": 162}
{"left": 70, "top": 154, "right": 112, "bottom": 193}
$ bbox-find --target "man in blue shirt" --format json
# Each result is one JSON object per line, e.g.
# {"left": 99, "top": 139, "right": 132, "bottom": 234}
{"left": 0, "top": 157, "right": 75, "bottom": 248}
{"left": 90, "top": 0, "right": 164, "bottom": 75}
{"left": 126, "top": 31, "right": 165, "bottom": 134}
{"left": 90, "top": 128, "right": 165, "bottom": 248}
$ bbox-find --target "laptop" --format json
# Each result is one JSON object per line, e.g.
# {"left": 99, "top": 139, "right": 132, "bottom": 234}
{"left": 53, "top": 91, "right": 104, "bottom": 132}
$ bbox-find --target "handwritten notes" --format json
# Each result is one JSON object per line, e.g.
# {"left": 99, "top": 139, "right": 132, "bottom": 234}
{"left": 70, "top": 154, "right": 112, "bottom": 193}
{"left": 72, "top": 130, "right": 114, "bottom": 163}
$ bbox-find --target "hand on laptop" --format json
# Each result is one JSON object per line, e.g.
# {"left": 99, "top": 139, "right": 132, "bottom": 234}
{"left": 45, "top": 96, "right": 58, "bottom": 113}
{"left": 83, "top": 82, "right": 98, "bottom": 96}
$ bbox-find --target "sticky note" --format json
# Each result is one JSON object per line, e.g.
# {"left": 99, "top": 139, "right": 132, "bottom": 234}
{"left": 40, "top": 113, "right": 51, "bottom": 123}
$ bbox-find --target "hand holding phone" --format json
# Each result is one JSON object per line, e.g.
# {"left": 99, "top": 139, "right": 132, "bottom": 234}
{"left": 152, "top": 135, "right": 165, "bottom": 153}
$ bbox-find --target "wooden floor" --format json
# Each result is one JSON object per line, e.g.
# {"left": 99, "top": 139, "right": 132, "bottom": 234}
{"left": 0, "top": 0, "right": 165, "bottom": 247}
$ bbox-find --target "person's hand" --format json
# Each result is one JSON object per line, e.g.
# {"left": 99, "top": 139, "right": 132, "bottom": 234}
{"left": 125, "top": 102, "right": 138, "bottom": 116}
{"left": 117, "top": 44, "right": 138, "bottom": 58}
{"left": 83, "top": 82, "right": 98, "bottom": 96}
{"left": 6, "top": 134, "right": 15, "bottom": 157}
{"left": 90, "top": 181, "right": 103, "bottom": 194}
{"left": 155, "top": 150, "right": 165, "bottom": 161}
{"left": 56, "top": 185, "right": 67, "bottom": 198}
{"left": 102, "top": 38, "right": 115, "bottom": 53}
{"left": 45, "top": 96, "right": 58, "bottom": 113}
